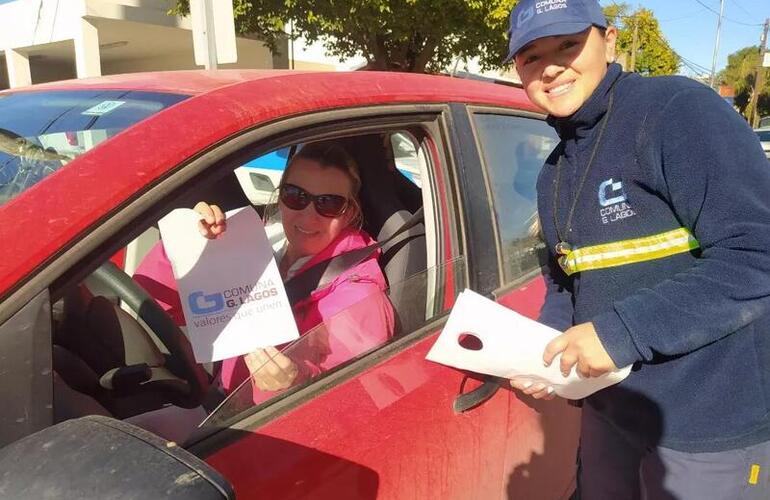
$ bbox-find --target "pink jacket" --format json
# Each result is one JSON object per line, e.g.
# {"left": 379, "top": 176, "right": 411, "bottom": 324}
{"left": 133, "top": 227, "right": 395, "bottom": 400}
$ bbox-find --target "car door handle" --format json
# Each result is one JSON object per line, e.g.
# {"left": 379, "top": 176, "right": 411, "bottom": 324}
{"left": 453, "top": 376, "right": 501, "bottom": 413}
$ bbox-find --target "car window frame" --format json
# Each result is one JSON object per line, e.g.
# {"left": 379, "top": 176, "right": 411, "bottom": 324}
{"left": 465, "top": 106, "right": 554, "bottom": 296}
{"left": 446, "top": 103, "right": 501, "bottom": 295}
{"left": 183, "top": 113, "right": 466, "bottom": 449}
{"left": 0, "top": 289, "right": 53, "bottom": 448}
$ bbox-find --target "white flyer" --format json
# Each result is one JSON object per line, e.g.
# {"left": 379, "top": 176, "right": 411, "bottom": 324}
{"left": 426, "top": 289, "right": 631, "bottom": 400}
{"left": 158, "top": 207, "right": 299, "bottom": 363}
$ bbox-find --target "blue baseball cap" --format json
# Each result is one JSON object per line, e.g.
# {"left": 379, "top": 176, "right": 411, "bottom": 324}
{"left": 504, "top": 0, "right": 607, "bottom": 63}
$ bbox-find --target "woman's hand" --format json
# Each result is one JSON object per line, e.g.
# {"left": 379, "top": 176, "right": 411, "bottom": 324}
{"left": 544, "top": 322, "right": 617, "bottom": 378}
{"left": 193, "top": 202, "right": 227, "bottom": 239}
{"left": 243, "top": 347, "right": 299, "bottom": 392}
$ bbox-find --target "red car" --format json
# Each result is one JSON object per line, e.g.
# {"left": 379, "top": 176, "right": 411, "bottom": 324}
{"left": 0, "top": 70, "right": 580, "bottom": 499}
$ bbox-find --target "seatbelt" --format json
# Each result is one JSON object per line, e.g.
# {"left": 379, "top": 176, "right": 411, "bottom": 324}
{"left": 284, "top": 207, "right": 424, "bottom": 306}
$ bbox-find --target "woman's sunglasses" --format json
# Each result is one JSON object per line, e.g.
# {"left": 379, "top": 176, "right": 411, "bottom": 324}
{"left": 279, "top": 183, "right": 350, "bottom": 218}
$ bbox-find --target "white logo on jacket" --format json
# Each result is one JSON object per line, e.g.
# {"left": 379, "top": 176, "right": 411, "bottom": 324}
{"left": 599, "top": 178, "right": 636, "bottom": 224}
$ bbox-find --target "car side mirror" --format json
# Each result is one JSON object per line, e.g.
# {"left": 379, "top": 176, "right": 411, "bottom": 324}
{"left": 0, "top": 415, "right": 234, "bottom": 499}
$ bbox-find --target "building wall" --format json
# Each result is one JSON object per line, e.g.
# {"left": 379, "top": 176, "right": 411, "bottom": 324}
{"left": 30, "top": 58, "right": 77, "bottom": 84}
{"left": 101, "top": 38, "right": 274, "bottom": 75}
{"left": 0, "top": 0, "right": 87, "bottom": 49}
{"left": 0, "top": 58, "right": 8, "bottom": 90}
{"left": 1, "top": 0, "right": 276, "bottom": 88}
{"left": 292, "top": 60, "right": 336, "bottom": 71}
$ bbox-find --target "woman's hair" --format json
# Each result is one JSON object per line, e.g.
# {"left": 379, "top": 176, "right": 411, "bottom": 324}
{"left": 276, "top": 141, "right": 363, "bottom": 228}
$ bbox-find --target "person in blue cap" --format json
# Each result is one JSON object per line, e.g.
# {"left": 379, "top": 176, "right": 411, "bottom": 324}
{"left": 504, "top": 0, "right": 770, "bottom": 498}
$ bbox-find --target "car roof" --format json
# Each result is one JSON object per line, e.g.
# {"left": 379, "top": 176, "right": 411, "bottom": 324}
{"left": 0, "top": 70, "right": 540, "bottom": 300}
{"left": 0, "top": 70, "right": 297, "bottom": 96}
{"left": 1, "top": 69, "right": 528, "bottom": 103}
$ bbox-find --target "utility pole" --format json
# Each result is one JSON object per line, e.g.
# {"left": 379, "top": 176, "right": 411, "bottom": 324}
{"left": 709, "top": 0, "right": 725, "bottom": 88}
{"left": 191, "top": 0, "right": 237, "bottom": 70}
{"left": 749, "top": 19, "right": 770, "bottom": 128}
{"left": 203, "top": 0, "right": 217, "bottom": 69}
{"left": 629, "top": 15, "right": 639, "bottom": 72}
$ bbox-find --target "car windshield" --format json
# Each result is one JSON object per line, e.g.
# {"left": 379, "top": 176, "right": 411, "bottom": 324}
{"left": 756, "top": 130, "right": 770, "bottom": 142}
{"left": 0, "top": 90, "right": 188, "bottom": 205}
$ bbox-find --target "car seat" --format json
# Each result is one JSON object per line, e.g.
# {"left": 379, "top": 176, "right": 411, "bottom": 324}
{"left": 336, "top": 135, "right": 428, "bottom": 335}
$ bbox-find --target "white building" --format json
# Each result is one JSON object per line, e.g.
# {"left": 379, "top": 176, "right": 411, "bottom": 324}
{"left": 0, "top": 0, "right": 279, "bottom": 89}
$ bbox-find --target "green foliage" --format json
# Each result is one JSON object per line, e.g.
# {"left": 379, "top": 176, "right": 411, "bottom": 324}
{"left": 173, "top": 0, "right": 519, "bottom": 73}
{"left": 603, "top": 4, "right": 680, "bottom": 76}
{"left": 602, "top": 2, "right": 630, "bottom": 26}
{"left": 718, "top": 46, "right": 770, "bottom": 120}
{"left": 172, "top": 1, "right": 679, "bottom": 75}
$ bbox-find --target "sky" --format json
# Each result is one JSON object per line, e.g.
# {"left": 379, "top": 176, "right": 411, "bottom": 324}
{"left": 600, "top": 0, "right": 770, "bottom": 76}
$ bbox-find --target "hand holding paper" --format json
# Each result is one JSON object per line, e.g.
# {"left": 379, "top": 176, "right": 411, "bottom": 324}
{"left": 244, "top": 347, "right": 299, "bottom": 392}
{"left": 159, "top": 207, "right": 299, "bottom": 363}
{"left": 545, "top": 321, "right": 618, "bottom": 378}
{"left": 194, "top": 202, "right": 227, "bottom": 238}
{"left": 426, "top": 290, "right": 631, "bottom": 400}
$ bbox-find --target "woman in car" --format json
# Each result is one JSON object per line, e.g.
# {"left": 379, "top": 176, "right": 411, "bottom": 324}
{"left": 134, "top": 142, "right": 395, "bottom": 403}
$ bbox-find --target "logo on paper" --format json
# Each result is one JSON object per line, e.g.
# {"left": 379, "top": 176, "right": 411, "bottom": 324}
{"left": 186, "top": 281, "right": 281, "bottom": 327}
{"left": 598, "top": 178, "right": 636, "bottom": 224}
{"left": 189, "top": 291, "right": 225, "bottom": 315}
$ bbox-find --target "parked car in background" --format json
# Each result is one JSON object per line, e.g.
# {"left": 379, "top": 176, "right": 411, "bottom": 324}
{"left": 0, "top": 70, "right": 576, "bottom": 499}
{"left": 755, "top": 127, "right": 770, "bottom": 159}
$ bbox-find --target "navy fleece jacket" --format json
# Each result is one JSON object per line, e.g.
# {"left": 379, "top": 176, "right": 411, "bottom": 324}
{"left": 537, "top": 63, "right": 770, "bottom": 452}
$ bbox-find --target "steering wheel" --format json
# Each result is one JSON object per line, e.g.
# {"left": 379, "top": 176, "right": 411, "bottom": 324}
{"left": 89, "top": 261, "right": 209, "bottom": 409}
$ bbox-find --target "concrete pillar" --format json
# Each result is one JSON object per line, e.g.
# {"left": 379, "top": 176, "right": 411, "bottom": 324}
{"left": 4, "top": 49, "right": 32, "bottom": 88}
{"left": 74, "top": 19, "right": 101, "bottom": 78}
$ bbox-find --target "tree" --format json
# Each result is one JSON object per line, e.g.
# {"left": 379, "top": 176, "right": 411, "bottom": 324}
{"left": 718, "top": 46, "right": 770, "bottom": 120}
{"left": 603, "top": 4, "right": 680, "bottom": 76}
{"left": 172, "top": 0, "right": 519, "bottom": 73}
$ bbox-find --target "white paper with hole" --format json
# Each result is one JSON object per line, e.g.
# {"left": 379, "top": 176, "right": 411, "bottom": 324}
{"left": 426, "top": 289, "right": 631, "bottom": 399}
{"left": 158, "top": 207, "right": 299, "bottom": 363}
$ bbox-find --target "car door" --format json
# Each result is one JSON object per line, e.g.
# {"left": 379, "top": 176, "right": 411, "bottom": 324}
{"left": 460, "top": 105, "right": 582, "bottom": 499}
{"left": 184, "top": 108, "right": 516, "bottom": 500}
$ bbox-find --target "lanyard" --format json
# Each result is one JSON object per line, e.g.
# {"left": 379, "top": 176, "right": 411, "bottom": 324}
{"left": 551, "top": 92, "right": 616, "bottom": 258}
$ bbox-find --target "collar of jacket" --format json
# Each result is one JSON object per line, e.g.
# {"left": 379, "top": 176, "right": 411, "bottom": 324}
{"left": 547, "top": 62, "right": 624, "bottom": 141}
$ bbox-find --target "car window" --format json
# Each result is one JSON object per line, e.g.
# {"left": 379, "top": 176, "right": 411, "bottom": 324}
{"left": 472, "top": 113, "right": 558, "bottom": 282}
{"left": 235, "top": 147, "right": 291, "bottom": 205}
{"left": 48, "top": 126, "right": 462, "bottom": 440}
{"left": 0, "top": 90, "right": 187, "bottom": 205}
{"left": 756, "top": 130, "right": 770, "bottom": 142}
{"left": 390, "top": 132, "right": 423, "bottom": 187}
{"left": 201, "top": 258, "right": 465, "bottom": 429}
